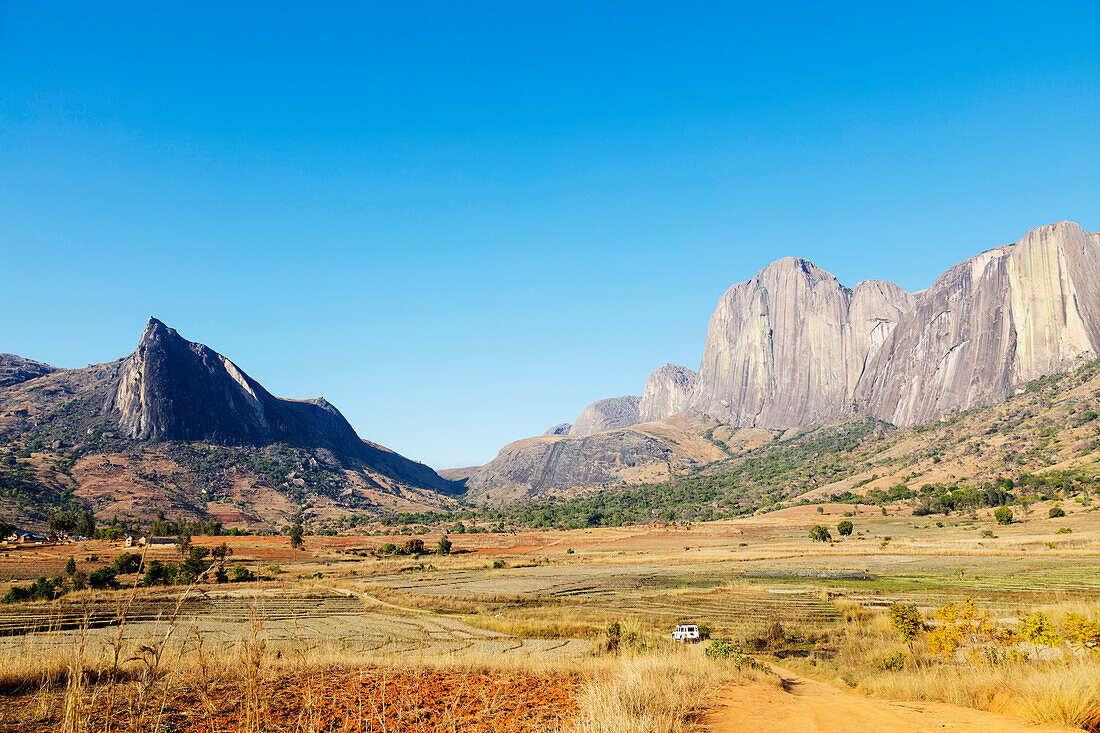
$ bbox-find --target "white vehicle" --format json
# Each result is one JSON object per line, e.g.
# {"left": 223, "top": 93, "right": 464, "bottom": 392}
{"left": 672, "top": 624, "right": 701, "bottom": 643}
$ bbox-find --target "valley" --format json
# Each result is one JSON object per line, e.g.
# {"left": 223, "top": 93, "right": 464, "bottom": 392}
{"left": 0, "top": 504, "right": 1095, "bottom": 731}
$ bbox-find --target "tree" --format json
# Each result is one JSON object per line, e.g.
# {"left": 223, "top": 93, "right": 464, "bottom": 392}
{"left": 181, "top": 547, "right": 212, "bottom": 581}
{"left": 1049, "top": 505, "right": 1066, "bottom": 518}
{"left": 64, "top": 557, "right": 76, "bottom": 576}
{"left": 288, "top": 523, "right": 305, "bottom": 551}
{"left": 48, "top": 511, "right": 76, "bottom": 534}
{"left": 88, "top": 567, "right": 118, "bottom": 589}
{"left": 76, "top": 510, "right": 95, "bottom": 538}
{"left": 436, "top": 537, "right": 452, "bottom": 555}
{"left": 889, "top": 603, "right": 924, "bottom": 657}
{"left": 211, "top": 542, "right": 231, "bottom": 562}
{"left": 112, "top": 552, "right": 141, "bottom": 574}
{"left": 837, "top": 520, "right": 853, "bottom": 538}
{"left": 994, "top": 506, "right": 1013, "bottom": 525}
{"left": 404, "top": 538, "right": 425, "bottom": 555}
{"left": 809, "top": 525, "right": 832, "bottom": 542}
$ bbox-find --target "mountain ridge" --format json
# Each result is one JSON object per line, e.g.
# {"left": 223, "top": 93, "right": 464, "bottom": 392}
{"left": 0, "top": 318, "right": 458, "bottom": 528}
{"left": 463, "top": 220, "right": 1100, "bottom": 501}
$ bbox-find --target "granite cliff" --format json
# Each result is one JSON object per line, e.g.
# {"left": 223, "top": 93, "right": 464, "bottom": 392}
{"left": 567, "top": 395, "right": 641, "bottom": 436}
{"left": 466, "top": 221, "right": 1100, "bottom": 501}
{"left": 689, "top": 258, "right": 914, "bottom": 428}
{"left": 856, "top": 221, "right": 1100, "bottom": 425}
{"left": 638, "top": 364, "right": 697, "bottom": 423}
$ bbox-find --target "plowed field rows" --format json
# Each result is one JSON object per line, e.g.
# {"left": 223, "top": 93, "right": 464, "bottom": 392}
{"left": 1, "top": 668, "right": 582, "bottom": 733}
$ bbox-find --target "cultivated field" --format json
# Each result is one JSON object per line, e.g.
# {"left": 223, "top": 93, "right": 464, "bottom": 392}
{"left": 0, "top": 502, "right": 1096, "bottom": 731}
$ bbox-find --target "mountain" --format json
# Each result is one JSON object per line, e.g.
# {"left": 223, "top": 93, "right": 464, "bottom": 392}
{"left": 462, "top": 412, "right": 772, "bottom": 503}
{"left": 467, "top": 221, "right": 1100, "bottom": 502}
{"left": 0, "top": 355, "right": 57, "bottom": 389}
{"left": 856, "top": 221, "right": 1100, "bottom": 426}
{"left": 639, "top": 364, "right": 697, "bottom": 423}
{"left": 0, "top": 318, "right": 457, "bottom": 528}
{"left": 690, "top": 258, "right": 914, "bottom": 428}
{"left": 568, "top": 395, "right": 641, "bottom": 436}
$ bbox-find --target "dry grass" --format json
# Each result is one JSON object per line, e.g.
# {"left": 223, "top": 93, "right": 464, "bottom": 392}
{"left": 568, "top": 649, "right": 774, "bottom": 733}
{"left": 863, "top": 658, "right": 1100, "bottom": 729}
{"left": 775, "top": 598, "right": 1100, "bottom": 730}
{"left": 0, "top": 588, "right": 755, "bottom": 733}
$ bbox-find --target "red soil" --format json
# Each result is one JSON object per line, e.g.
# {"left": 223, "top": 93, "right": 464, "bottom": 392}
{"left": 0, "top": 667, "right": 581, "bottom": 733}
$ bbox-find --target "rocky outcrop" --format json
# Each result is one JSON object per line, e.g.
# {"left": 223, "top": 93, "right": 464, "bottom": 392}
{"left": 105, "top": 318, "right": 455, "bottom": 492}
{"left": 473, "top": 222, "right": 1100, "bottom": 501}
{"left": 543, "top": 423, "right": 572, "bottom": 436}
{"left": 0, "top": 318, "right": 455, "bottom": 497}
{"left": 856, "top": 221, "right": 1100, "bottom": 425}
{"left": 0, "top": 354, "right": 57, "bottom": 389}
{"left": 690, "top": 258, "right": 914, "bottom": 429}
{"left": 464, "top": 412, "right": 739, "bottom": 503}
{"left": 568, "top": 395, "right": 641, "bottom": 436}
{"left": 638, "top": 364, "right": 697, "bottom": 422}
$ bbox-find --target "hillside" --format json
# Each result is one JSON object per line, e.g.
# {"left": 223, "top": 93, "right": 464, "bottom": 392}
{"left": 442, "top": 359, "right": 1100, "bottom": 528}
{"left": 0, "top": 319, "right": 459, "bottom": 530}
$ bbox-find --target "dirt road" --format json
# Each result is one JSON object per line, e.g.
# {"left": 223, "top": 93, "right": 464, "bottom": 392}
{"left": 704, "top": 668, "right": 1081, "bottom": 733}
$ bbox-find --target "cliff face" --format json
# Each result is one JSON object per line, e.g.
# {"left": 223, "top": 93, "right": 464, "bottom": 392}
{"left": 568, "top": 395, "right": 641, "bottom": 436}
{"left": 856, "top": 221, "right": 1100, "bottom": 425}
{"left": 638, "top": 364, "right": 697, "bottom": 422}
{"left": 471, "top": 222, "right": 1100, "bottom": 501}
{"left": 107, "top": 319, "right": 365, "bottom": 453}
{"left": 690, "top": 258, "right": 914, "bottom": 429}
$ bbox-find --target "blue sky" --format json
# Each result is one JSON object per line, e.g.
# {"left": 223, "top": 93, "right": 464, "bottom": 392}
{"left": 1, "top": 1, "right": 1098, "bottom": 469}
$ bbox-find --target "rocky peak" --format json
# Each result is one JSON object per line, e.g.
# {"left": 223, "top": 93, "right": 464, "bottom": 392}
{"left": 568, "top": 395, "right": 641, "bottom": 436}
{"left": 856, "top": 220, "right": 1100, "bottom": 426}
{"left": 639, "top": 364, "right": 697, "bottom": 422}
{"left": 690, "top": 256, "right": 912, "bottom": 429}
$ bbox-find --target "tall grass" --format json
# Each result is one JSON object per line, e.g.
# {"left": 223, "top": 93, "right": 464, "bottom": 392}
{"left": 863, "top": 658, "right": 1100, "bottom": 729}
{"left": 568, "top": 649, "right": 774, "bottom": 733}
{"left": 0, "top": 586, "right": 755, "bottom": 733}
{"left": 781, "top": 597, "right": 1100, "bottom": 730}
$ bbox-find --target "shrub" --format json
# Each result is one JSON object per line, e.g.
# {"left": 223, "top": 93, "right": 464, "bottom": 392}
{"left": 889, "top": 603, "right": 924, "bottom": 653}
{"left": 704, "top": 639, "right": 767, "bottom": 670}
{"left": 873, "top": 651, "right": 908, "bottom": 672}
{"left": 88, "top": 567, "right": 117, "bottom": 589}
{"left": 994, "top": 506, "right": 1013, "bottom": 524}
{"left": 809, "top": 525, "right": 832, "bottom": 542}
{"left": 981, "top": 529, "right": 996, "bottom": 538}
{"left": 143, "top": 560, "right": 176, "bottom": 586}
{"left": 230, "top": 563, "right": 253, "bottom": 582}
{"left": 837, "top": 520, "right": 853, "bottom": 538}
{"left": 1049, "top": 505, "right": 1066, "bottom": 518}
{"left": 1019, "top": 612, "right": 1063, "bottom": 647}
{"left": 113, "top": 552, "right": 141, "bottom": 574}
{"left": 1056, "top": 527, "right": 1072, "bottom": 534}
